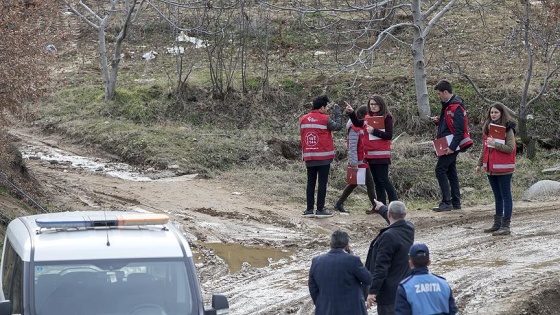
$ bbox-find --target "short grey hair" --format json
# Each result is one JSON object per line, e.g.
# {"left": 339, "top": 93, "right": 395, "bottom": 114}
{"left": 388, "top": 201, "right": 407, "bottom": 220}
{"left": 330, "top": 230, "right": 350, "bottom": 249}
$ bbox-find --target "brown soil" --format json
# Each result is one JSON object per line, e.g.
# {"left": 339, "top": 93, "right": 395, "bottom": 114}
{"left": 3, "top": 127, "right": 560, "bottom": 315}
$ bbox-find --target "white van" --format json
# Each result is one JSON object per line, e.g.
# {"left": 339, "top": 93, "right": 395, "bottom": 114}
{"left": 0, "top": 211, "right": 229, "bottom": 315}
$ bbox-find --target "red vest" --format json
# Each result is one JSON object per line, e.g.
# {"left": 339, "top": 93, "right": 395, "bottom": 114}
{"left": 482, "top": 134, "right": 516, "bottom": 172}
{"left": 300, "top": 110, "right": 335, "bottom": 161}
{"left": 363, "top": 114, "right": 391, "bottom": 159}
{"left": 445, "top": 104, "right": 473, "bottom": 149}
{"left": 348, "top": 124, "right": 369, "bottom": 168}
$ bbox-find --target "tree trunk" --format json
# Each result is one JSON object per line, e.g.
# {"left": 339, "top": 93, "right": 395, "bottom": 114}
{"left": 411, "top": 0, "right": 430, "bottom": 117}
{"left": 98, "top": 18, "right": 112, "bottom": 101}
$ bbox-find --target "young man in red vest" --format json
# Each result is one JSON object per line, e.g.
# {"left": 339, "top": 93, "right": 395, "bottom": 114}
{"left": 300, "top": 95, "right": 343, "bottom": 218}
{"left": 429, "top": 80, "right": 473, "bottom": 212}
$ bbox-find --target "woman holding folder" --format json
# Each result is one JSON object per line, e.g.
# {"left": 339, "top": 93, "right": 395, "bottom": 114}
{"left": 476, "top": 103, "right": 517, "bottom": 236}
{"left": 334, "top": 105, "right": 377, "bottom": 214}
{"left": 346, "top": 96, "right": 398, "bottom": 211}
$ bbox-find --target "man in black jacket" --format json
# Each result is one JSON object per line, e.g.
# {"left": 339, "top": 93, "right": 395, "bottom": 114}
{"left": 429, "top": 80, "right": 473, "bottom": 211}
{"left": 364, "top": 200, "right": 415, "bottom": 315}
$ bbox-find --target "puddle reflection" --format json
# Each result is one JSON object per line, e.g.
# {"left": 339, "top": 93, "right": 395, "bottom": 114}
{"left": 199, "top": 243, "right": 293, "bottom": 273}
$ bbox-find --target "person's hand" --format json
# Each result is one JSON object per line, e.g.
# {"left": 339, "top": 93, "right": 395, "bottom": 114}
{"left": 475, "top": 166, "right": 482, "bottom": 174}
{"left": 443, "top": 147, "right": 452, "bottom": 155}
{"left": 373, "top": 199, "right": 384, "bottom": 211}
{"left": 487, "top": 137, "right": 496, "bottom": 147}
{"left": 329, "top": 103, "right": 341, "bottom": 116}
{"left": 344, "top": 101, "right": 353, "bottom": 113}
{"left": 428, "top": 115, "right": 439, "bottom": 124}
{"left": 366, "top": 125, "right": 374, "bottom": 134}
{"left": 366, "top": 294, "right": 377, "bottom": 309}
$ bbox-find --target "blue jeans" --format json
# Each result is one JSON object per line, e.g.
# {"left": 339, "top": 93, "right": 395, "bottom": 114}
{"left": 306, "top": 164, "right": 331, "bottom": 211}
{"left": 487, "top": 173, "right": 513, "bottom": 218}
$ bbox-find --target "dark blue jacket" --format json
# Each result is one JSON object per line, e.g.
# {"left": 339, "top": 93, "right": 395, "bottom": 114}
{"left": 436, "top": 94, "right": 466, "bottom": 151}
{"left": 395, "top": 267, "right": 458, "bottom": 315}
{"left": 364, "top": 206, "right": 415, "bottom": 305}
{"left": 309, "top": 248, "right": 372, "bottom": 315}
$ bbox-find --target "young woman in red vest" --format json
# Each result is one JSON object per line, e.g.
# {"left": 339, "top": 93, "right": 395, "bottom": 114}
{"left": 476, "top": 103, "right": 517, "bottom": 236}
{"left": 346, "top": 96, "right": 398, "bottom": 211}
{"left": 334, "top": 105, "right": 377, "bottom": 214}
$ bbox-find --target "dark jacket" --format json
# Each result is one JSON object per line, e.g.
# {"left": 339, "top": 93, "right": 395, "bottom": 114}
{"left": 364, "top": 206, "right": 415, "bottom": 305}
{"left": 436, "top": 95, "right": 466, "bottom": 151}
{"left": 309, "top": 248, "right": 372, "bottom": 315}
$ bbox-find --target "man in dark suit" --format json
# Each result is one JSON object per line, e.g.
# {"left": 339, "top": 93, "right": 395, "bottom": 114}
{"left": 309, "top": 230, "right": 372, "bottom": 315}
{"left": 365, "top": 200, "right": 415, "bottom": 315}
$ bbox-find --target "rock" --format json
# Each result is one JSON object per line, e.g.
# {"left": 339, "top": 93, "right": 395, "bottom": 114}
{"left": 521, "top": 180, "right": 560, "bottom": 201}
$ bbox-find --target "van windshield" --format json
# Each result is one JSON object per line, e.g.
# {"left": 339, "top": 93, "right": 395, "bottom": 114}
{"left": 33, "top": 260, "right": 196, "bottom": 315}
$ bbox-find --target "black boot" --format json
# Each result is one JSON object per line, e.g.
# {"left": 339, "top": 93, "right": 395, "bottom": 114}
{"left": 493, "top": 217, "right": 511, "bottom": 236}
{"left": 335, "top": 201, "right": 349, "bottom": 213}
{"left": 483, "top": 215, "right": 502, "bottom": 233}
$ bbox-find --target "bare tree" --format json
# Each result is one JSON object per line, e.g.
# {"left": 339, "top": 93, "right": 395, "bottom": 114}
{"left": 0, "top": 0, "right": 60, "bottom": 121}
{"left": 60, "top": 0, "right": 141, "bottom": 101}
{"left": 260, "top": 0, "right": 459, "bottom": 116}
{"left": 447, "top": 0, "right": 560, "bottom": 159}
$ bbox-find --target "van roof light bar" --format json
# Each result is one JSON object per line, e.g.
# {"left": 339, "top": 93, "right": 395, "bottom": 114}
{"left": 36, "top": 213, "right": 170, "bottom": 229}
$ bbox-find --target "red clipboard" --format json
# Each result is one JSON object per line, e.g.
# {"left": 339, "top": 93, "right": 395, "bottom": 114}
{"left": 346, "top": 167, "right": 366, "bottom": 185}
{"left": 489, "top": 123, "right": 506, "bottom": 140}
{"left": 432, "top": 135, "right": 458, "bottom": 156}
{"left": 432, "top": 137, "right": 449, "bottom": 157}
{"left": 366, "top": 116, "right": 385, "bottom": 129}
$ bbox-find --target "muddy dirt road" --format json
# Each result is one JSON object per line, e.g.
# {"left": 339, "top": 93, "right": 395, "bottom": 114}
{"left": 9, "top": 128, "right": 560, "bottom": 315}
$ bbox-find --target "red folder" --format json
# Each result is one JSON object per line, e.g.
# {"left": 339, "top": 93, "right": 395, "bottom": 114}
{"left": 432, "top": 135, "right": 458, "bottom": 156}
{"left": 366, "top": 116, "right": 385, "bottom": 129}
{"left": 346, "top": 167, "right": 366, "bottom": 185}
{"left": 432, "top": 137, "right": 449, "bottom": 157}
{"left": 489, "top": 123, "right": 506, "bottom": 140}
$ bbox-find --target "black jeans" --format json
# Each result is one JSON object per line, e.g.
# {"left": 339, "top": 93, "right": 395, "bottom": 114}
{"left": 306, "top": 164, "right": 331, "bottom": 211}
{"left": 370, "top": 163, "right": 398, "bottom": 205}
{"left": 435, "top": 151, "right": 460, "bottom": 206}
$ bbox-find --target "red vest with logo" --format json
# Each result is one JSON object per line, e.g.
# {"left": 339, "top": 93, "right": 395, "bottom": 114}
{"left": 348, "top": 124, "right": 369, "bottom": 168}
{"left": 482, "top": 133, "right": 516, "bottom": 172}
{"left": 445, "top": 104, "right": 473, "bottom": 149}
{"left": 363, "top": 114, "right": 391, "bottom": 159}
{"left": 300, "top": 110, "right": 335, "bottom": 161}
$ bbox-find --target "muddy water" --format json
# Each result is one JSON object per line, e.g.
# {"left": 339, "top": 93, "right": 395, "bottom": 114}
{"left": 198, "top": 243, "right": 294, "bottom": 273}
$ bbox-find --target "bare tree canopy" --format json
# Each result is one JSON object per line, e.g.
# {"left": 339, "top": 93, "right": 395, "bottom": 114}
{"left": 0, "top": 0, "right": 60, "bottom": 121}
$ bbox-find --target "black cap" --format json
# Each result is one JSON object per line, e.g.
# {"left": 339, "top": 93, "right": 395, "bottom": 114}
{"left": 409, "top": 243, "right": 429, "bottom": 258}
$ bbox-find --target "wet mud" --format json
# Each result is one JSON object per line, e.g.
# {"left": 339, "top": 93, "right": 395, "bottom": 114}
{"left": 9, "top": 128, "right": 560, "bottom": 315}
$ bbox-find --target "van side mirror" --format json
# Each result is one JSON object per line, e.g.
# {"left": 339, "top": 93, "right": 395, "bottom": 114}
{"left": 204, "top": 294, "right": 229, "bottom": 315}
{"left": 0, "top": 300, "right": 11, "bottom": 315}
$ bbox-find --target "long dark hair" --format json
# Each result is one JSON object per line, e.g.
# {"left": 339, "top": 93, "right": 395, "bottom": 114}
{"left": 482, "top": 103, "right": 516, "bottom": 135}
{"left": 368, "top": 95, "right": 391, "bottom": 116}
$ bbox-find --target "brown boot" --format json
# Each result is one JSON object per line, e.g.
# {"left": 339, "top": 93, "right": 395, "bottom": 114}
{"left": 484, "top": 215, "right": 502, "bottom": 233}
{"left": 492, "top": 217, "right": 511, "bottom": 236}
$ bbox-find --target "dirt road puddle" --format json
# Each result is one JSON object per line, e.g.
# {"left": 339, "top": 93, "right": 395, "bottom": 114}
{"left": 198, "top": 243, "right": 293, "bottom": 273}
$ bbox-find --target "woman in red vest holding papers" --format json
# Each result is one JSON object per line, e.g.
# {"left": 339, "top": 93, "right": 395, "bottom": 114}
{"left": 346, "top": 95, "right": 398, "bottom": 211}
{"left": 476, "top": 104, "right": 517, "bottom": 236}
{"left": 334, "top": 105, "right": 377, "bottom": 214}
